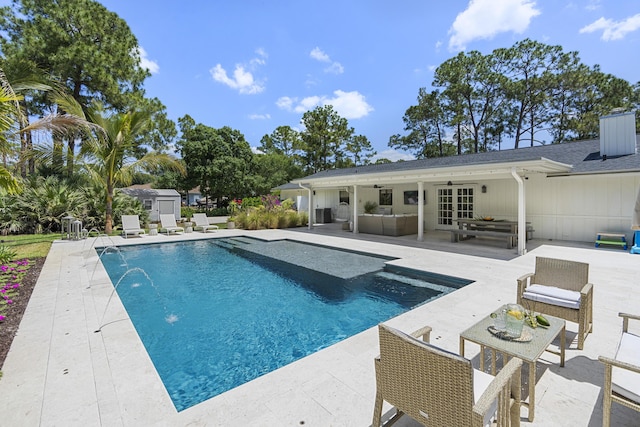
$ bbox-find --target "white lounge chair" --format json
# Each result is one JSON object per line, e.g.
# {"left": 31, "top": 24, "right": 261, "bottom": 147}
{"left": 192, "top": 213, "right": 219, "bottom": 233}
{"left": 159, "top": 214, "right": 184, "bottom": 235}
{"left": 121, "top": 215, "right": 146, "bottom": 238}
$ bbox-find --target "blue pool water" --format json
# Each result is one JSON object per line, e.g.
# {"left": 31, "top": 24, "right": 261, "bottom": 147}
{"left": 98, "top": 238, "right": 472, "bottom": 411}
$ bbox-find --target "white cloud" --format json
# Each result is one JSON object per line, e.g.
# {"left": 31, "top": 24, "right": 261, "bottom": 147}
{"left": 210, "top": 50, "right": 267, "bottom": 94}
{"left": 309, "top": 47, "right": 344, "bottom": 74}
{"left": 310, "top": 47, "right": 330, "bottom": 62}
{"left": 585, "top": 0, "right": 601, "bottom": 11}
{"left": 373, "top": 149, "right": 415, "bottom": 162}
{"left": 276, "top": 96, "right": 294, "bottom": 111}
{"left": 448, "top": 0, "right": 541, "bottom": 51}
{"left": 276, "top": 90, "right": 373, "bottom": 120}
{"left": 580, "top": 13, "right": 640, "bottom": 41}
{"left": 248, "top": 113, "right": 271, "bottom": 120}
{"left": 251, "top": 48, "right": 268, "bottom": 66}
{"left": 134, "top": 47, "right": 159, "bottom": 74}
{"left": 324, "top": 62, "right": 345, "bottom": 74}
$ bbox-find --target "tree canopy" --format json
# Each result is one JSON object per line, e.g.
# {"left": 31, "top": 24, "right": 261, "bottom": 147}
{"left": 395, "top": 39, "right": 639, "bottom": 157}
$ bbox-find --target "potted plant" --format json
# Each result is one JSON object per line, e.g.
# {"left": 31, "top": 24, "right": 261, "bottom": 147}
{"left": 227, "top": 217, "right": 235, "bottom": 229}
{"left": 364, "top": 201, "right": 378, "bottom": 214}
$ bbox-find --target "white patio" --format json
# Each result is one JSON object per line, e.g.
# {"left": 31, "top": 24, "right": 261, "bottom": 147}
{"left": 0, "top": 229, "right": 638, "bottom": 426}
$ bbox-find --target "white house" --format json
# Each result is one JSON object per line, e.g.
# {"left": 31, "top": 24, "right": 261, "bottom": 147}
{"left": 279, "top": 111, "right": 640, "bottom": 255}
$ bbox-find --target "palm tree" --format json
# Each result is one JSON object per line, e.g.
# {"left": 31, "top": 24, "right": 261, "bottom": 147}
{"left": 74, "top": 101, "right": 184, "bottom": 233}
{"left": 0, "top": 67, "right": 26, "bottom": 194}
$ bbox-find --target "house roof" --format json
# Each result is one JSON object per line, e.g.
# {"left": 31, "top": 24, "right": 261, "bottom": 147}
{"left": 119, "top": 188, "right": 181, "bottom": 197}
{"left": 292, "top": 137, "right": 640, "bottom": 188}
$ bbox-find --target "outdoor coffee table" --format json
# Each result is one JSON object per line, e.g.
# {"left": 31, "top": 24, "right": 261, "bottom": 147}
{"left": 459, "top": 310, "right": 565, "bottom": 421}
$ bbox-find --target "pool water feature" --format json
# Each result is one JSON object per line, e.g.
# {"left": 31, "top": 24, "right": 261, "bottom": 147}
{"left": 98, "top": 238, "right": 472, "bottom": 411}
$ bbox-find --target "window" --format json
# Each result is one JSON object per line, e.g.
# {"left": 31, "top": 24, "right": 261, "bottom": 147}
{"left": 143, "top": 199, "right": 153, "bottom": 210}
{"left": 379, "top": 189, "right": 393, "bottom": 206}
{"left": 339, "top": 190, "right": 350, "bottom": 204}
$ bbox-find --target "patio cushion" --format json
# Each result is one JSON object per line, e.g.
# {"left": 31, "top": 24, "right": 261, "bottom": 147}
{"left": 612, "top": 332, "right": 640, "bottom": 403}
{"left": 473, "top": 368, "right": 498, "bottom": 427}
{"left": 522, "top": 284, "right": 581, "bottom": 309}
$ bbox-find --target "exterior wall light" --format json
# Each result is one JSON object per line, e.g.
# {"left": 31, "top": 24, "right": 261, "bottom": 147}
{"left": 482, "top": 185, "right": 487, "bottom": 193}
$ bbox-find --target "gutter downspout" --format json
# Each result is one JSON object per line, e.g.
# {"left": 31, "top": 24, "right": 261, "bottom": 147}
{"left": 298, "top": 183, "right": 313, "bottom": 230}
{"left": 417, "top": 181, "right": 424, "bottom": 241}
{"left": 511, "top": 167, "right": 527, "bottom": 255}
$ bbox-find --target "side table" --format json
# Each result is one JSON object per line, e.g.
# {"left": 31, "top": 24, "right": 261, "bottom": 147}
{"left": 460, "top": 309, "right": 565, "bottom": 421}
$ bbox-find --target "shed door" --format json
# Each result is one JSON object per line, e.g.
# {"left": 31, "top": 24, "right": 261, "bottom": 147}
{"left": 158, "top": 200, "right": 175, "bottom": 216}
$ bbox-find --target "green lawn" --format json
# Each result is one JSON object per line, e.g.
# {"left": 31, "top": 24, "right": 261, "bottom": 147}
{"left": 0, "top": 234, "right": 57, "bottom": 259}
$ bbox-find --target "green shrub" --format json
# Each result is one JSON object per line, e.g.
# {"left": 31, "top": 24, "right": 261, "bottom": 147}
{"left": 241, "top": 197, "right": 262, "bottom": 208}
{"left": 0, "top": 245, "right": 17, "bottom": 265}
{"left": 181, "top": 206, "right": 196, "bottom": 219}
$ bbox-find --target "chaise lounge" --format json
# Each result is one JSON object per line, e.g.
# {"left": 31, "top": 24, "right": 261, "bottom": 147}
{"left": 121, "top": 215, "right": 146, "bottom": 239}
{"left": 192, "top": 213, "right": 219, "bottom": 233}
{"left": 159, "top": 214, "right": 184, "bottom": 236}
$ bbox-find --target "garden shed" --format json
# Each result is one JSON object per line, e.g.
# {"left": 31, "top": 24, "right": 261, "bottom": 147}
{"left": 119, "top": 186, "right": 181, "bottom": 222}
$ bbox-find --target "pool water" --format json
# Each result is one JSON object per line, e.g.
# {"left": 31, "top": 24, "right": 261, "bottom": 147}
{"left": 98, "top": 238, "right": 471, "bottom": 411}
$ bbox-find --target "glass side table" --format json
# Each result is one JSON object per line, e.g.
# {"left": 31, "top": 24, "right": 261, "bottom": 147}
{"left": 460, "top": 308, "right": 565, "bottom": 421}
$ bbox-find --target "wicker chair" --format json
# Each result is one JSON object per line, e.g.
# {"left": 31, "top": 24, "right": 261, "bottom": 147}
{"left": 373, "top": 324, "right": 522, "bottom": 427}
{"left": 599, "top": 313, "right": 640, "bottom": 427}
{"left": 517, "top": 257, "right": 593, "bottom": 350}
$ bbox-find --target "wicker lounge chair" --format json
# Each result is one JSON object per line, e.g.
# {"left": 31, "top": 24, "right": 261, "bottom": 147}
{"left": 373, "top": 323, "right": 522, "bottom": 427}
{"left": 517, "top": 256, "right": 593, "bottom": 349}
{"left": 159, "top": 214, "right": 184, "bottom": 235}
{"left": 192, "top": 213, "right": 219, "bottom": 233}
{"left": 599, "top": 313, "right": 640, "bottom": 427}
{"left": 121, "top": 215, "right": 146, "bottom": 238}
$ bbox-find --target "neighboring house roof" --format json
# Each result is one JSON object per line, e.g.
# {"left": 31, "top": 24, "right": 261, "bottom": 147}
{"left": 273, "top": 182, "right": 307, "bottom": 191}
{"left": 292, "top": 137, "right": 640, "bottom": 188}
{"left": 119, "top": 188, "right": 181, "bottom": 197}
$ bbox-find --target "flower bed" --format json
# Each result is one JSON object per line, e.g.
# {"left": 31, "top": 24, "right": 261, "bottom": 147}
{"left": 0, "top": 258, "right": 44, "bottom": 371}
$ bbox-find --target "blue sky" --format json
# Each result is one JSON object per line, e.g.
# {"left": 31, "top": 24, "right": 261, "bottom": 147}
{"left": 96, "top": 0, "right": 639, "bottom": 160}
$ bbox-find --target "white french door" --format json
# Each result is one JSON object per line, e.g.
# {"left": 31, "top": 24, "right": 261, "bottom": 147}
{"left": 437, "top": 187, "right": 475, "bottom": 228}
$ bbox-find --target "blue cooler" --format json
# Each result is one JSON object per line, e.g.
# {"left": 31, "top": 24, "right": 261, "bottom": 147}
{"left": 631, "top": 230, "right": 640, "bottom": 254}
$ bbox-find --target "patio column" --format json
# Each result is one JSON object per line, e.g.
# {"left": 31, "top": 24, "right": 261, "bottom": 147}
{"left": 353, "top": 185, "right": 359, "bottom": 234}
{"left": 511, "top": 167, "right": 527, "bottom": 255}
{"left": 417, "top": 181, "right": 424, "bottom": 241}
{"left": 307, "top": 187, "right": 313, "bottom": 229}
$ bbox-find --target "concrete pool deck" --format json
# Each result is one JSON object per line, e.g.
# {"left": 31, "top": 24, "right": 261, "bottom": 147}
{"left": 0, "top": 229, "right": 638, "bottom": 426}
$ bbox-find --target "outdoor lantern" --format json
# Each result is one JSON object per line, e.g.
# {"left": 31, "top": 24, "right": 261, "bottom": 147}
{"left": 482, "top": 185, "right": 487, "bottom": 193}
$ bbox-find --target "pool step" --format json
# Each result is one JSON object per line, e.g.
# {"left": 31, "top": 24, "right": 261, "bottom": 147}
{"left": 376, "top": 271, "right": 453, "bottom": 293}
{"left": 227, "top": 237, "right": 257, "bottom": 245}
{"left": 214, "top": 237, "right": 257, "bottom": 250}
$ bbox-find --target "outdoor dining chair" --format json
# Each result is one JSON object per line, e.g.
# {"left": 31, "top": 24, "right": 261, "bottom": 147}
{"left": 373, "top": 323, "right": 522, "bottom": 427}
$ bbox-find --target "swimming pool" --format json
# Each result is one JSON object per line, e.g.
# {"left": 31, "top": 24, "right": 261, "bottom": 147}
{"left": 98, "top": 238, "right": 472, "bottom": 411}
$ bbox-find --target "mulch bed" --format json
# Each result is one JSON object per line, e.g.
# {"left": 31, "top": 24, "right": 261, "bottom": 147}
{"left": 0, "top": 257, "right": 45, "bottom": 370}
